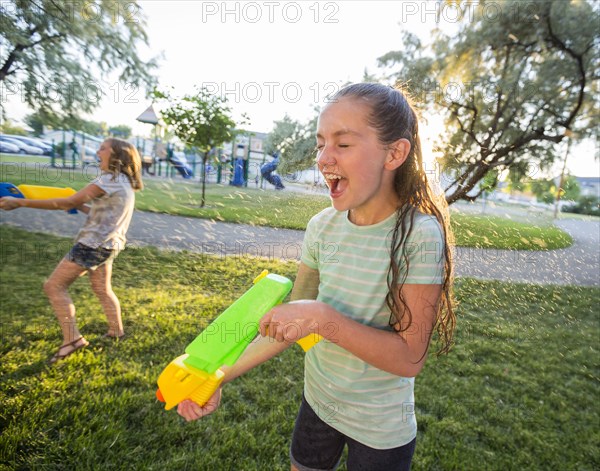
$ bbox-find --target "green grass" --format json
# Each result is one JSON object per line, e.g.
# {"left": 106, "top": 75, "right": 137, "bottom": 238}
{"left": 1, "top": 227, "right": 598, "bottom": 470}
{"left": 136, "top": 181, "right": 329, "bottom": 230}
{"left": 451, "top": 213, "right": 573, "bottom": 250}
{"left": 0, "top": 162, "right": 573, "bottom": 249}
{"left": 453, "top": 199, "right": 600, "bottom": 223}
{"left": 0, "top": 161, "right": 329, "bottom": 230}
{"left": 0, "top": 153, "right": 55, "bottom": 165}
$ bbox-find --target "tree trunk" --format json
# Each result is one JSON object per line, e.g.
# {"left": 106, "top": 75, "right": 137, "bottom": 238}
{"left": 200, "top": 152, "right": 207, "bottom": 207}
{"left": 445, "top": 162, "right": 492, "bottom": 205}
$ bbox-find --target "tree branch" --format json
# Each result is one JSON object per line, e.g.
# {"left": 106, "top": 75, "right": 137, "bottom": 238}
{"left": 0, "top": 32, "right": 65, "bottom": 81}
{"left": 545, "top": 10, "right": 587, "bottom": 129}
{"left": 447, "top": 101, "right": 483, "bottom": 147}
{"left": 445, "top": 161, "right": 492, "bottom": 205}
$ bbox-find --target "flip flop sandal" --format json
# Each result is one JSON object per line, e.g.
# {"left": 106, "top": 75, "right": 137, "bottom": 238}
{"left": 49, "top": 337, "right": 89, "bottom": 365}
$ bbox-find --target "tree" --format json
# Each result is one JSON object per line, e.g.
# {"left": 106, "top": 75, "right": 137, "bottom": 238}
{"left": 0, "top": 119, "right": 27, "bottom": 135}
{"left": 25, "top": 109, "right": 61, "bottom": 136}
{"left": 153, "top": 87, "right": 244, "bottom": 207}
{"left": 379, "top": 0, "right": 599, "bottom": 204}
{"left": 529, "top": 174, "right": 580, "bottom": 204}
{"left": 109, "top": 125, "right": 132, "bottom": 139}
{"left": 265, "top": 113, "right": 318, "bottom": 174}
{"left": 562, "top": 195, "right": 600, "bottom": 217}
{"left": 506, "top": 167, "right": 527, "bottom": 195}
{"left": 559, "top": 175, "right": 581, "bottom": 202}
{"left": 530, "top": 178, "right": 556, "bottom": 204}
{"left": 24, "top": 111, "right": 109, "bottom": 137}
{"left": 1, "top": 0, "right": 157, "bottom": 123}
{"left": 77, "top": 119, "right": 108, "bottom": 137}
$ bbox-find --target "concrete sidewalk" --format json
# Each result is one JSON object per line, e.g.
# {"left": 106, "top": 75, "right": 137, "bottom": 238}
{"left": 1, "top": 209, "right": 598, "bottom": 287}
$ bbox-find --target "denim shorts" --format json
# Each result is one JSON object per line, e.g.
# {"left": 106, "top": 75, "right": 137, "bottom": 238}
{"left": 66, "top": 243, "right": 115, "bottom": 270}
{"left": 290, "top": 395, "right": 416, "bottom": 471}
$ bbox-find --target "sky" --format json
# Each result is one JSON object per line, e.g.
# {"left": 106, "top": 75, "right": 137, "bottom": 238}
{"left": 4, "top": 0, "right": 598, "bottom": 178}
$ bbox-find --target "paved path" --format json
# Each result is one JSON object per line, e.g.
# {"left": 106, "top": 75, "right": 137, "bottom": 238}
{"left": 1, "top": 209, "right": 598, "bottom": 287}
{"left": 451, "top": 219, "right": 599, "bottom": 286}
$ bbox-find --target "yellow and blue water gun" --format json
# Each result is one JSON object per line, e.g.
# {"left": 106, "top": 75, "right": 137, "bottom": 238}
{"left": 0, "top": 182, "right": 78, "bottom": 213}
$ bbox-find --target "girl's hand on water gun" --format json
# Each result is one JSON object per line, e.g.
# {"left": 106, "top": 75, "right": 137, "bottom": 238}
{"left": 260, "top": 300, "right": 332, "bottom": 344}
{"left": 0, "top": 196, "right": 21, "bottom": 211}
{"left": 177, "top": 387, "right": 222, "bottom": 422}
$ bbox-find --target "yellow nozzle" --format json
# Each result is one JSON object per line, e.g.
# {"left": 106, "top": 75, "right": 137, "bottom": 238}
{"left": 296, "top": 333, "right": 323, "bottom": 352}
{"left": 156, "top": 354, "right": 225, "bottom": 410}
{"left": 253, "top": 270, "right": 269, "bottom": 284}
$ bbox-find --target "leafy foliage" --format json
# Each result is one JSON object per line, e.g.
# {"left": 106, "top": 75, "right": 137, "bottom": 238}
{"left": 25, "top": 109, "right": 61, "bottom": 136}
{"left": 108, "top": 124, "right": 132, "bottom": 139}
{"left": 558, "top": 175, "right": 582, "bottom": 202}
{"left": 265, "top": 114, "right": 318, "bottom": 174}
{"left": 530, "top": 178, "right": 557, "bottom": 204}
{"left": 379, "top": 0, "right": 600, "bottom": 204}
{"left": 1, "top": 0, "right": 158, "bottom": 123}
{"left": 153, "top": 87, "right": 245, "bottom": 207}
{"left": 75, "top": 119, "right": 108, "bottom": 137}
{"left": 530, "top": 175, "right": 580, "bottom": 204}
{"left": 562, "top": 195, "right": 600, "bottom": 216}
{"left": 0, "top": 119, "right": 27, "bottom": 135}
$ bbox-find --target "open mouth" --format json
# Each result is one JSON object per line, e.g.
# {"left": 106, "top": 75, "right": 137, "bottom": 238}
{"left": 323, "top": 173, "right": 347, "bottom": 198}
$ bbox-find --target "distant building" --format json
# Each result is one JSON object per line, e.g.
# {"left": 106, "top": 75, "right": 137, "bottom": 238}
{"left": 574, "top": 176, "right": 600, "bottom": 198}
{"left": 225, "top": 131, "right": 268, "bottom": 158}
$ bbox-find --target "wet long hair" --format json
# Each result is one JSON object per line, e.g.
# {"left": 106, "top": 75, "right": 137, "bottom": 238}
{"left": 332, "top": 83, "right": 455, "bottom": 355}
{"left": 105, "top": 138, "right": 143, "bottom": 191}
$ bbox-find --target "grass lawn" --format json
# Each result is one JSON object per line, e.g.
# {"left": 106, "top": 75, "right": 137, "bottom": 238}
{"left": 0, "top": 163, "right": 573, "bottom": 251}
{"left": 0, "top": 153, "right": 55, "bottom": 165}
{"left": 1, "top": 227, "right": 598, "bottom": 470}
{"left": 453, "top": 199, "right": 600, "bottom": 223}
{"left": 451, "top": 213, "right": 572, "bottom": 250}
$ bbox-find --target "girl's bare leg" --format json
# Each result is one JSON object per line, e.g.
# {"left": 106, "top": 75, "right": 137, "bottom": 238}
{"left": 89, "top": 260, "right": 124, "bottom": 337}
{"left": 44, "top": 258, "right": 88, "bottom": 347}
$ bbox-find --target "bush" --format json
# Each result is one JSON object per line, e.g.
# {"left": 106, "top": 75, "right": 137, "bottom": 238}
{"left": 562, "top": 195, "right": 600, "bottom": 216}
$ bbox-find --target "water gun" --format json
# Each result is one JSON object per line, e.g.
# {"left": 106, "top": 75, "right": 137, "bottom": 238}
{"left": 0, "top": 182, "right": 78, "bottom": 214}
{"left": 156, "top": 271, "right": 322, "bottom": 410}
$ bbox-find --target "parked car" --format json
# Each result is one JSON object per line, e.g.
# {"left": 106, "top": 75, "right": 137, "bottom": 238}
{"left": 0, "top": 136, "right": 44, "bottom": 155}
{"left": 39, "top": 138, "right": 54, "bottom": 147}
{"left": 0, "top": 140, "right": 21, "bottom": 154}
{"left": 7, "top": 135, "right": 53, "bottom": 155}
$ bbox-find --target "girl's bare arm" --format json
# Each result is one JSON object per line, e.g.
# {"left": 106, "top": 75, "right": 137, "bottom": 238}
{"left": 177, "top": 263, "right": 320, "bottom": 421}
{"left": 0, "top": 184, "right": 104, "bottom": 211}
{"left": 221, "top": 263, "right": 320, "bottom": 383}
{"left": 261, "top": 281, "right": 441, "bottom": 378}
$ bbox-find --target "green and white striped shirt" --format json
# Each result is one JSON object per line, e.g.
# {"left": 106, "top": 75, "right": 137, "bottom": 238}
{"left": 301, "top": 207, "right": 444, "bottom": 449}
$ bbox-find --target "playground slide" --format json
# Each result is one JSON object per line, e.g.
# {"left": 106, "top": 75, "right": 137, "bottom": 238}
{"left": 168, "top": 152, "right": 194, "bottom": 179}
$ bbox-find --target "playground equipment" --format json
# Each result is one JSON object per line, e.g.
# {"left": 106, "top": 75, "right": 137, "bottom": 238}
{"left": 167, "top": 151, "right": 194, "bottom": 179}
{"left": 156, "top": 271, "right": 322, "bottom": 410}
{"left": 260, "top": 153, "right": 285, "bottom": 190}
